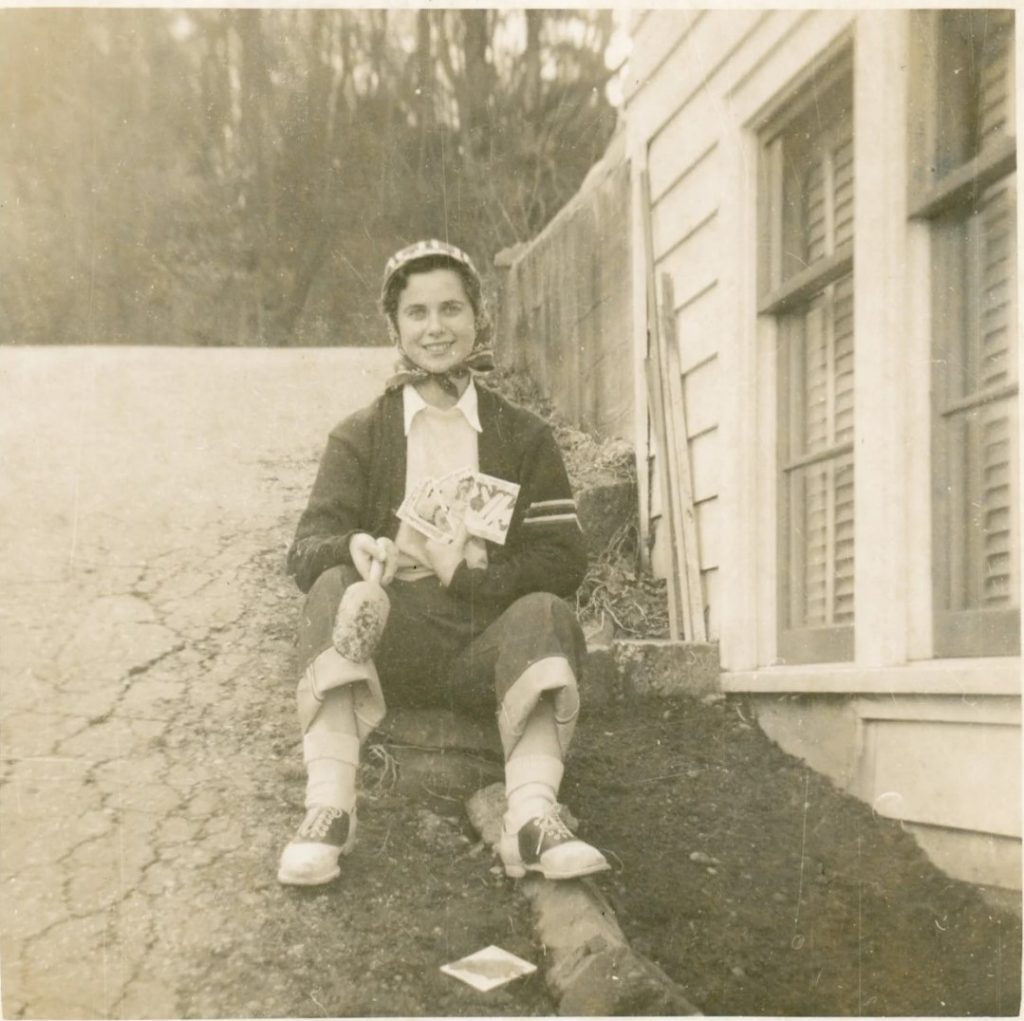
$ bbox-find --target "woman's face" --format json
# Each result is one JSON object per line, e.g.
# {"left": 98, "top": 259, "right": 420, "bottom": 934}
{"left": 396, "top": 268, "right": 477, "bottom": 374}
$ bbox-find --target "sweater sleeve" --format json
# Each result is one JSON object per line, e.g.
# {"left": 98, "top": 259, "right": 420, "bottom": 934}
{"left": 286, "top": 418, "right": 370, "bottom": 594}
{"left": 447, "top": 423, "right": 587, "bottom": 605}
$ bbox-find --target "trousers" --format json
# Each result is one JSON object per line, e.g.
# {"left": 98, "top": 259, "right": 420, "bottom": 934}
{"left": 296, "top": 565, "right": 586, "bottom": 755}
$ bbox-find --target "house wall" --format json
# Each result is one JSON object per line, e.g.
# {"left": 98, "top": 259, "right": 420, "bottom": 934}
{"left": 624, "top": 9, "right": 1021, "bottom": 891}
{"left": 494, "top": 129, "right": 634, "bottom": 442}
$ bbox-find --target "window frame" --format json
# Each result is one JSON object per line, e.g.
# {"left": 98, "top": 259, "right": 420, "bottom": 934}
{"left": 759, "top": 48, "right": 856, "bottom": 664}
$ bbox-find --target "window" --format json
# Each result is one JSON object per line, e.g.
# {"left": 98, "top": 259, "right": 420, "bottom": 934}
{"left": 760, "top": 53, "right": 855, "bottom": 663}
{"left": 911, "top": 10, "right": 1019, "bottom": 657}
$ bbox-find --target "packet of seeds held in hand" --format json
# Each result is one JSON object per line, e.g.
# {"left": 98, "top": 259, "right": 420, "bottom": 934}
{"left": 440, "top": 944, "right": 537, "bottom": 992}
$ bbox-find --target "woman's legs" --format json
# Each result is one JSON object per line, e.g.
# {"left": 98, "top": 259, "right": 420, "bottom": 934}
{"left": 281, "top": 569, "right": 489, "bottom": 885}
{"left": 450, "top": 593, "right": 609, "bottom": 880}
{"left": 279, "top": 566, "right": 386, "bottom": 886}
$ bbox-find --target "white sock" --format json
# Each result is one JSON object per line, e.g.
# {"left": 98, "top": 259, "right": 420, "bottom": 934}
{"left": 505, "top": 753, "right": 564, "bottom": 832}
{"left": 303, "top": 696, "right": 361, "bottom": 814}
{"left": 305, "top": 756, "right": 358, "bottom": 814}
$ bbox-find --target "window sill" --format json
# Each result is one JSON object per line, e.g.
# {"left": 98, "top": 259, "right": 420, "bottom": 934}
{"left": 721, "top": 658, "right": 1021, "bottom": 696}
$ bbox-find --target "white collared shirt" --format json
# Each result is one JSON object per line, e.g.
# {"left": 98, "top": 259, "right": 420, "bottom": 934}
{"left": 396, "top": 381, "right": 487, "bottom": 579}
{"left": 402, "top": 379, "right": 483, "bottom": 436}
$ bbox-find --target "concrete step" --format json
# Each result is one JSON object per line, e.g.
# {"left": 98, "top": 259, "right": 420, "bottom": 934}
{"left": 584, "top": 636, "right": 720, "bottom": 702}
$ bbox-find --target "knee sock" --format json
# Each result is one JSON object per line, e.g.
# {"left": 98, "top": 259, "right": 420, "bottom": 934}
{"left": 303, "top": 687, "right": 361, "bottom": 814}
{"left": 505, "top": 696, "right": 564, "bottom": 831}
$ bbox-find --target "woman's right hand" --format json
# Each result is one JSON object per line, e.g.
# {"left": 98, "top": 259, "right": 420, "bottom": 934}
{"left": 349, "top": 533, "right": 399, "bottom": 586}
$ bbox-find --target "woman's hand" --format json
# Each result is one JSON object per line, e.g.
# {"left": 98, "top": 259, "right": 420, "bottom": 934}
{"left": 424, "top": 524, "right": 469, "bottom": 587}
{"left": 349, "top": 533, "right": 399, "bottom": 586}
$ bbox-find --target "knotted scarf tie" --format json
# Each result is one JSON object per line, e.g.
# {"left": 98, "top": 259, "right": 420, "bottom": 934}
{"left": 384, "top": 346, "right": 495, "bottom": 398}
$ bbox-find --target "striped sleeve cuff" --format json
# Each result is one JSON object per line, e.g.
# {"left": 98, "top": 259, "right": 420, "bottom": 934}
{"left": 522, "top": 498, "right": 581, "bottom": 530}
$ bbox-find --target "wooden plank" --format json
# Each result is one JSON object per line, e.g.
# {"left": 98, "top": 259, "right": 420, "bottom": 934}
{"left": 661, "top": 273, "right": 709, "bottom": 641}
{"left": 645, "top": 357, "right": 681, "bottom": 639}
{"left": 641, "top": 167, "right": 686, "bottom": 639}
{"left": 654, "top": 325, "right": 696, "bottom": 640}
{"left": 630, "top": 163, "right": 653, "bottom": 572}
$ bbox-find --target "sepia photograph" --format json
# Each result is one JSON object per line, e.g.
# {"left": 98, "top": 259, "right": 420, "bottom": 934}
{"left": 0, "top": 4, "right": 1020, "bottom": 1018}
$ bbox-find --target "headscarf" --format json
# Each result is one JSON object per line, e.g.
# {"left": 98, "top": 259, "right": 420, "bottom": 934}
{"left": 380, "top": 239, "right": 494, "bottom": 397}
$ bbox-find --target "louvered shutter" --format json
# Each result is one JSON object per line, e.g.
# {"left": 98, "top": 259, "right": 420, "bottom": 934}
{"left": 803, "top": 161, "right": 827, "bottom": 265}
{"left": 832, "top": 137, "right": 855, "bottom": 250}
{"left": 780, "top": 99, "right": 856, "bottom": 653}
{"left": 790, "top": 278, "right": 856, "bottom": 631}
{"left": 955, "top": 177, "right": 1019, "bottom": 614}
{"left": 977, "top": 11, "right": 1014, "bottom": 151}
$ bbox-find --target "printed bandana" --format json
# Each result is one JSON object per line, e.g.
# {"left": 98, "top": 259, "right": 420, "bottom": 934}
{"left": 384, "top": 346, "right": 495, "bottom": 397}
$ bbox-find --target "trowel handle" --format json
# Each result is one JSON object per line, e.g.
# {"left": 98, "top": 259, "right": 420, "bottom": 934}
{"left": 369, "top": 558, "right": 384, "bottom": 584}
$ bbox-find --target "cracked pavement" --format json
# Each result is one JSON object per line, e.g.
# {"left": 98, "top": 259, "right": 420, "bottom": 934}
{"left": 1, "top": 347, "right": 394, "bottom": 1019}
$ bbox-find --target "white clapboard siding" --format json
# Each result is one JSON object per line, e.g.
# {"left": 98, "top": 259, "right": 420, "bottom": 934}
{"left": 675, "top": 282, "right": 721, "bottom": 375}
{"left": 625, "top": 10, "right": 703, "bottom": 106}
{"left": 702, "top": 567, "right": 718, "bottom": 638}
{"left": 688, "top": 429, "right": 719, "bottom": 504}
{"left": 651, "top": 147, "right": 721, "bottom": 260}
{"left": 725, "top": 10, "right": 856, "bottom": 126}
{"left": 648, "top": 86, "right": 724, "bottom": 199}
{"left": 629, "top": 9, "right": 768, "bottom": 160}
{"left": 658, "top": 218, "right": 721, "bottom": 309}
{"left": 722, "top": 10, "right": 815, "bottom": 105}
{"left": 682, "top": 356, "right": 720, "bottom": 439}
{"left": 696, "top": 496, "right": 719, "bottom": 571}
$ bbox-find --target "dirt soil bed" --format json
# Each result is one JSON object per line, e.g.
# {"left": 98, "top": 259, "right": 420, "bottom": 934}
{"left": 565, "top": 694, "right": 1021, "bottom": 1016}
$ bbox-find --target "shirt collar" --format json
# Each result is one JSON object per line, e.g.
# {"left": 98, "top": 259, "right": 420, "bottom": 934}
{"left": 402, "top": 379, "right": 482, "bottom": 435}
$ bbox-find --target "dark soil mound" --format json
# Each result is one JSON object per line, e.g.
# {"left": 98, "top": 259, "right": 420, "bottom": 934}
{"left": 565, "top": 694, "right": 1022, "bottom": 1016}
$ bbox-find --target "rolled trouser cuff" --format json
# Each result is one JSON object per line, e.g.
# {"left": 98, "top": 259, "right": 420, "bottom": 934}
{"left": 497, "top": 655, "right": 579, "bottom": 759}
{"left": 296, "top": 646, "right": 386, "bottom": 742}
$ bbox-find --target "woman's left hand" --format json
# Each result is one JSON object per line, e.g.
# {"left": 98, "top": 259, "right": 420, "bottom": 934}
{"left": 424, "top": 523, "right": 469, "bottom": 586}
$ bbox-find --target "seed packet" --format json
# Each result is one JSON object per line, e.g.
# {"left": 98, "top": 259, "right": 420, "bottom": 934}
{"left": 440, "top": 945, "right": 537, "bottom": 992}
{"left": 397, "top": 478, "right": 460, "bottom": 544}
{"left": 462, "top": 472, "right": 520, "bottom": 545}
{"left": 403, "top": 469, "right": 521, "bottom": 546}
{"left": 435, "top": 467, "right": 478, "bottom": 519}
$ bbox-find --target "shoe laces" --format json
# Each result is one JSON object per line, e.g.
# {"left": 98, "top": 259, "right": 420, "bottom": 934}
{"left": 300, "top": 806, "right": 342, "bottom": 841}
{"left": 534, "top": 805, "right": 574, "bottom": 847}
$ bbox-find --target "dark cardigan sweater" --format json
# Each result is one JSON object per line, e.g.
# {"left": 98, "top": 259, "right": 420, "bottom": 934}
{"left": 287, "top": 384, "right": 587, "bottom": 607}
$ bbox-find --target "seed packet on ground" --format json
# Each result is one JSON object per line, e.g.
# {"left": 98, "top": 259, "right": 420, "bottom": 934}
{"left": 440, "top": 944, "right": 537, "bottom": 992}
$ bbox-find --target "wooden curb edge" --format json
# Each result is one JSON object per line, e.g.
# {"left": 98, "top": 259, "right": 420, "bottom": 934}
{"left": 466, "top": 783, "right": 703, "bottom": 1016}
